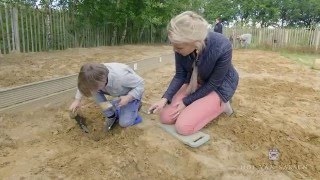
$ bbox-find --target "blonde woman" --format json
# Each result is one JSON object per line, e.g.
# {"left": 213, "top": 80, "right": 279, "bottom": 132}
{"left": 149, "top": 11, "right": 239, "bottom": 135}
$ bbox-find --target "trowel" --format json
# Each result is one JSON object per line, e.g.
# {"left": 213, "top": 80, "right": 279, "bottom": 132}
{"left": 69, "top": 111, "right": 90, "bottom": 133}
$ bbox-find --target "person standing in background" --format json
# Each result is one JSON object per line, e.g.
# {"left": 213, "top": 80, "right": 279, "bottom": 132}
{"left": 214, "top": 17, "right": 223, "bottom": 34}
{"left": 237, "top": 34, "right": 252, "bottom": 48}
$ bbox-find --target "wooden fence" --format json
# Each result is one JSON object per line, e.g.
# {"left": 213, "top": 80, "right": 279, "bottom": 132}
{"left": 224, "top": 27, "right": 320, "bottom": 52}
{"left": 0, "top": 4, "right": 167, "bottom": 54}
{"left": 1, "top": 4, "right": 319, "bottom": 54}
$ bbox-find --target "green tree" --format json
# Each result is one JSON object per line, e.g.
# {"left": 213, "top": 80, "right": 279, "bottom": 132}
{"left": 250, "top": 0, "right": 279, "bottom": 27}
{"left": 204, "top": 0, "right": 238, "bottom": 24}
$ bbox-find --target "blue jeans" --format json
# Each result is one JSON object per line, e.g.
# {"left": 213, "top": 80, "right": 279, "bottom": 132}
{"left": 95, "top": 91, "right": 140, "bottom": 127}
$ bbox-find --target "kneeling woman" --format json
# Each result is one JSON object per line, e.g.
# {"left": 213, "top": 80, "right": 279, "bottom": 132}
{"left": 149, "top": 11, "right": 239, "bottom": 135}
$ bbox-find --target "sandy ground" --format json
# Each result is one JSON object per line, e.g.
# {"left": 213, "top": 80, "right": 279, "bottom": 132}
{"left": 0, "top": 47, "right": 320, "bottom": 179}
{"left": 0, "top": 45, "right": 172, "bottom": 88}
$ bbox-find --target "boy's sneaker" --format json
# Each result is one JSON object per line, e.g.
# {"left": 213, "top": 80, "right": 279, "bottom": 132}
{"left": 133, "top": 115, "right": 142, "bottom": 125}
{"left": 104, "top": 117, "right": 117, "bottom": 132}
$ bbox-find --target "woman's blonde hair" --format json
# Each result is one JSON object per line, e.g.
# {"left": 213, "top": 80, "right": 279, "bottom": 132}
{"left": 167, "top": 11, "right": 209, "bottom": 51}
{"left": 78, "top": 63, "right": 108, "bottom": 97}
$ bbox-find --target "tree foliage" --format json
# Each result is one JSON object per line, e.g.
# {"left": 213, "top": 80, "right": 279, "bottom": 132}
{"left": 1, "top": 0, "right": 319, "bottom": 29}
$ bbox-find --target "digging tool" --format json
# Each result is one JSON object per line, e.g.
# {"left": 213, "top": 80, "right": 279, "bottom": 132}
{"left": 140, "top": 100, "right": 157, "bottom": 115}
{"left": 69, "top": 111, "right": 90, "bottom": 133}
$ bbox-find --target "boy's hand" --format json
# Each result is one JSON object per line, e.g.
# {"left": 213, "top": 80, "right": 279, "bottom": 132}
{"left": 118, "top": 95, "right": 133, "bottom": 107}
{"left": 69, "top": 99, "right": 81, "bottom": 113}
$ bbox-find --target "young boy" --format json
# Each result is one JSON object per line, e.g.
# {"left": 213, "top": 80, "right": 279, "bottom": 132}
{"left": 69, "top": 62, "right": 144, "bottom": 131}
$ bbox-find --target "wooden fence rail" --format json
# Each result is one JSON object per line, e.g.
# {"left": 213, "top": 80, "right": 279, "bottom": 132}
{"left": 224, "top": 27, "right": 320, "bottom": 52}
{"left": 0, "top": 4, "right": 167, "bottom": 54}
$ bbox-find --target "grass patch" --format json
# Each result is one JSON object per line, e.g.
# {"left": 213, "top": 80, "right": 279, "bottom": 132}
{"left": 280, "top": 51, "right": 319, "bottom": 68}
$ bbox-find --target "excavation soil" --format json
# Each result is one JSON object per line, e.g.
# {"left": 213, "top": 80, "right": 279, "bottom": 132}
{"left": 0, "top": 46, "right": 320, "bottom": 179}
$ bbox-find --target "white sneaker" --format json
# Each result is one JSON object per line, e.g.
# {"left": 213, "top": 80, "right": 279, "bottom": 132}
{"left": 224, "top": 101, "right": 234, "bottom": 116}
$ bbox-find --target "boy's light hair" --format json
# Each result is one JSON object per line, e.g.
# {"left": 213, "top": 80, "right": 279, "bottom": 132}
{"left": 78, "top": 63, "right": 108, "bottom": 97}
{"left": 167, "top": 11, "right": 209, "bottom": 51}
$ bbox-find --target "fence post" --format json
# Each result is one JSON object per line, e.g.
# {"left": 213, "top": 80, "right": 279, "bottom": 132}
{"left": 10, "top": 6, "right": 15, "bottom": 51}
{"left": 5, "top": 5, "right": 11, "bottom": 53}
{"left": 310, "top": 29, "right": 315, "bottom": 47}
{"left": 25, "top": 8, "right": 29, "bottom": 52}
{"left": 51, "top": 9, "right": 55, "bottom": 50}
{"left": 37, "top": 9, "right": 41, "bottom": 51}
{"left": 62, "top": 11, "right": 66, "bottom": 49}
{"left": 285, "top": 30, "right": 288, "bottom": 46}
{"left": 29, "top": 10, "right": 34, "bottom": 52}
{"left": 46, "top": 7, "right": 51, "bottom": 50}
{"left": 59, "top": 11, "right": 63, "bottom": 50}
{"left": 258, "top": 30, "right": 262, "bottom": 45}
{"left": 292, "top": 29, "right": 296, "bottom": 47}
{"left": 0, "top": 7, "right": 7, "bottom": 54}
{"left": 13, "top": 7, "right": 20, "bottom": 52}
{"left": 41, "top": 11, "right": 45, "bottom": 50}
{"left": 33, "top": 7, "right": 37, "bottom": 52}
{"left": 316, "top": 30, "right": 320, "bottom": 51}
{"left": 20, "top": 6, "right": 25, "bottom": 53}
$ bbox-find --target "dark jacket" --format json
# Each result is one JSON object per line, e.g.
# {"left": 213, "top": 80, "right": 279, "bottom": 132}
{"left": 214, "top": 22, "right": 223, "bottom": 34}
{"left": 163, "top": 31, "right": 239, "bottom": 106}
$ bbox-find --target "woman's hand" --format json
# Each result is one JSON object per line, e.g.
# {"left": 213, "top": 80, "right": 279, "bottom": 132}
{"left": 69, "top": 99, "right": 81, "bottom": 113}
{"left": 148, "top": 98, "right": 168, "bottom": 114}
{"left": 169, "top": 101, "right": 186, "bottom": 119}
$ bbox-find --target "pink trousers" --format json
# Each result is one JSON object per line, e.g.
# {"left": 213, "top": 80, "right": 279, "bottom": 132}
{"left": 160, "top": 84, "right": 225, "bottom": 135}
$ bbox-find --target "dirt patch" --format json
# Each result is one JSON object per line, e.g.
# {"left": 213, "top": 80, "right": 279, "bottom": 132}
{"left": 313, "top": 59, "right": 320, "bottom": 70}
{"left": 0, "top": 45, "right": 172, "bottom": 88}
{"left": 0, "top": 48, "right": 320, "bottom": 179}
